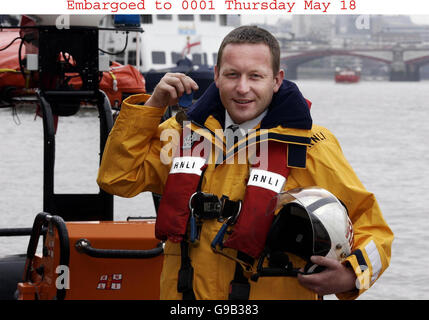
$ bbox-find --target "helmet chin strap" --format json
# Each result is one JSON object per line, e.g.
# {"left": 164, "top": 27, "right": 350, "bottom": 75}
{"left": 304, "top": 262, "right": 326, "bottom": 274}
{"left": 250, "top": 250, "right": 323, "bottom": 282}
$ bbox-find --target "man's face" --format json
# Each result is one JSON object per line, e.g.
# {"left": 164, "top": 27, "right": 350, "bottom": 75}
{"left": 214, "top": 43, "right": 284, "bottom": 124}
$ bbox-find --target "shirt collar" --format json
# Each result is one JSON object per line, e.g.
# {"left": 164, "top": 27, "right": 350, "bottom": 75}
{"left": 224, "top": 109, "right": 267, "bottom": 132}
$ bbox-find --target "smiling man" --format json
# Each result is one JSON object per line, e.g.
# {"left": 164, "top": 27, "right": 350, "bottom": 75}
{"left": 97, "top": 26, "right": 393, "bottom": 300}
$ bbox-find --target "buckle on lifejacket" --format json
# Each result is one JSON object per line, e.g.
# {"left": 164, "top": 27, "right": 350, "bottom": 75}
{"left": 189, "top": 192, "right": 221, "bottom": 219}
{"left": 189, "top": 192, "right": 241, "bottom": 221}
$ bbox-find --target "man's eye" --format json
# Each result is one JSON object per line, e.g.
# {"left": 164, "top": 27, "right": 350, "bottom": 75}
{"left": 250, "top": 74, "right": 262, "bottom": 79}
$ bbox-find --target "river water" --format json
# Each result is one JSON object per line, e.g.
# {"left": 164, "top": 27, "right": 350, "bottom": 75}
{"left": 1, "top": 80, "right": 428, "bottom": 300}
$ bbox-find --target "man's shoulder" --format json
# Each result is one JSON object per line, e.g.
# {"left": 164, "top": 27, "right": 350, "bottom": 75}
{"left": 310, "top": 123, "right": 334, "bottom": 135}
{"left": 307, "top": 124, "right": 340, "bottom": 150}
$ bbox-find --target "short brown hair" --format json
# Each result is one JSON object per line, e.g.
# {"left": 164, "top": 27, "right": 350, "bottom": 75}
{"left": 216, "top": 25, "right": 280, "bottom": 74}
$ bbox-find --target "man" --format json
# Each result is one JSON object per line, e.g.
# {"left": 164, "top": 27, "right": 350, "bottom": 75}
{"left": 97, "top": 26, "right": 393, "bottom": 300}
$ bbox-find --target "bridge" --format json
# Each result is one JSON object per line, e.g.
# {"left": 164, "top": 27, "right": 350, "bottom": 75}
{"left": 281, "top": 44, "right": 429, "bottom": 81}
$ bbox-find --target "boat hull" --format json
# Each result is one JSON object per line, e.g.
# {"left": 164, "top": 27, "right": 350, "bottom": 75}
{"left": 0, "top": 254, "right": 26, "bottom": 300}
{"left": 335, "top": 74, "right": 360, "bottom": 83}
{"left": 17, "top": 219, "right": 163, "bottom": 300}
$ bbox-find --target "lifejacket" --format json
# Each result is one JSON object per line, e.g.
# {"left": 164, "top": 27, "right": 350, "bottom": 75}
{"left": 155, "top": 126, "right": 309, "bottom": 251}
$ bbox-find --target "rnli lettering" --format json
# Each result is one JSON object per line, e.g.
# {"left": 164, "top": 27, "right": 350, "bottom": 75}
{"left": 309, "top": 131, "right": 327, "bottom": 147}
{"left": 175, "top": 160, "right": 196, "bottom": 170}
{"left": 170, "top": 156, "right": 206, "bottom": 175}
{"left": 248, "top": 169, "right": 286, "bottom": 193}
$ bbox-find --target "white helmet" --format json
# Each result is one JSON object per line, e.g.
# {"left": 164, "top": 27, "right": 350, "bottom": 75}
{"left": 263, "top": 186, "right": 354, "bottom": 274}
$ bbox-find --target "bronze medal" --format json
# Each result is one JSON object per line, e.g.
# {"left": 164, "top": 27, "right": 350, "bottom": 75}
{"left": 175, "top": 107, "right": 188, "bottom": 127}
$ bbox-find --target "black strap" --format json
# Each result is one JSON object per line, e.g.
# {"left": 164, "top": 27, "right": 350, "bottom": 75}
{"left": 228, "top": 251, "right": 254, "bottom": 300}
{"left": 221, "top": 197, "right": 241, "bottom": 220}
{"left": 176, "top": 165, "right": 210, "bottom": 300}
{"left": 177, "top": 241, "right": 196, "bottom": 300}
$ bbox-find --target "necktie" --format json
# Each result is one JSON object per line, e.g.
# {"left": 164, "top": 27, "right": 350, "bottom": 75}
{"left": 226, "top": 124, "right": 243, "bottom": 148}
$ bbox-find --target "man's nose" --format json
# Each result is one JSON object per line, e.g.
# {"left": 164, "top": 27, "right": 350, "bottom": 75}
{"left": 236, "top": 76, "right": 250, "bottom": 95}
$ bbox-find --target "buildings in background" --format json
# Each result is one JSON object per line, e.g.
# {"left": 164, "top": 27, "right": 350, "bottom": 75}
{"left": 252, "top": 15, "right": 429, "bottom": 79}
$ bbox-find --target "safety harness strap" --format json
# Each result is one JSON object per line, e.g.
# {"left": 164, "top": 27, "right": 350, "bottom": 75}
{"left": 177, "top": 240, "right": 196, "bottom": 300}
{"left": 177, "top": 158, "right": 209, "bottom": 301}
{"left": 229, "top": 252, "right": 254, "bottom": 300}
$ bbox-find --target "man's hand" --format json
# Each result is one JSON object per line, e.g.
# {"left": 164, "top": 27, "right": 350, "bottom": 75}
{"left": 297, "top": 255, "right": 357, "bottom": 296}
{"left": 145, "top": 73, "right": 199, "bottom": 108}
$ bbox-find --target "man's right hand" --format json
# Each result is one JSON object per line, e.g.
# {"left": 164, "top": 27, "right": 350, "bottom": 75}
{"left": 145, "top": 73, "right": 199, "bottom": 108}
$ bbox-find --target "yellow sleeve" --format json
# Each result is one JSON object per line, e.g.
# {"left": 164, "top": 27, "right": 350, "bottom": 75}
{"left": 97, "top": 94, "right": 181, "bottom": 197}
{"left": 289, "top": 124, "right": 394, "bottom": 300}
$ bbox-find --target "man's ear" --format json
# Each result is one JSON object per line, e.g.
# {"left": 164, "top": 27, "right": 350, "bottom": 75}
{"left": 214, "top": 64, "right": 220, "bottom": 88}
{"left": 273, "top": 69, "right": 285, "bottom": 93}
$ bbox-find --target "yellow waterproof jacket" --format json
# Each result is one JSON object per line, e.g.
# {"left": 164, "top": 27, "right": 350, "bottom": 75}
{"left": 97, "top": 83, "right": 393, "bottom": 300}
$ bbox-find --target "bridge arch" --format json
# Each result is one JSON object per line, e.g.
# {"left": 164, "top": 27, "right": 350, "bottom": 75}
{"left": 281, "top": 49, "right": 391, "bottom": 79}
{"left": 406, "top": 55, "right": 429, "bottom": 68}
{"left": 399, "top": 56, "right": 429, "bottom": 81}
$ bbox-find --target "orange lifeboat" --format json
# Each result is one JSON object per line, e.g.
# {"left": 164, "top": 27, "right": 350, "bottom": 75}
{"left": 335, "top": 67, "right": 361, "bottom": 83}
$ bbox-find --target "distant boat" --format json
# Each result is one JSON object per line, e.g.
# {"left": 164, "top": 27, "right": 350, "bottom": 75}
{"left": 335, "top": 67, "right": 361, "bottom": 83}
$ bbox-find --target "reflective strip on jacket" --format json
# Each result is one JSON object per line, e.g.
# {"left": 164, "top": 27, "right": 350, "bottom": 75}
{"left": 97, "top": 93, "right": 393, "bottom": 300}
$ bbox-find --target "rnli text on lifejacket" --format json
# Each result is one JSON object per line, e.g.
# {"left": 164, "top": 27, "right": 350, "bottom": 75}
{"left": 174, "top": 160, "right": 196, "bottom": 170}
{"left": 248, "top": 169, "right": 286, "bottom": 193}
{"left": 170, "top": 157, "right": 206, "bottom": 175}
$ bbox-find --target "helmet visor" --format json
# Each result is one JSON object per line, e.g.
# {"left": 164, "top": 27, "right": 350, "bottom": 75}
{"left": 265, "top": 187, "right": 340, "bottom": 260}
